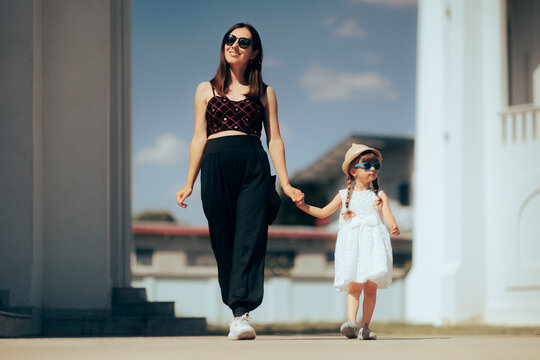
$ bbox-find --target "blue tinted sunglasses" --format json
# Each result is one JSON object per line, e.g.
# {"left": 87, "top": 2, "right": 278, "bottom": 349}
{"left": 354, "top": 162, "right": 381, "bottom": 171}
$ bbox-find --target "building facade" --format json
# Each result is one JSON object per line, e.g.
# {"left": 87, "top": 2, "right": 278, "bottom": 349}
{"left": 132, "top": 222, "right": 411, "bottom": 324}
{"left": 406, "top": 0, "right": 540, "bottom": 325}
{"left": 0, "top": 0, "right": 132, "bottom": 336}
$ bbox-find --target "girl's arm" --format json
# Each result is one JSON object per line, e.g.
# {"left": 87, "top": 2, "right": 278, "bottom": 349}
{"left": 176, "top": 82, "right": 210, "bottom": 208}
{"left": 296, "top": 193, "right": 342, "bottom": 219}
{"left": 380, "top": 192, "right": 400, "bottom": 235}
{"left": 263, "top": 86, "right": 303, "bottom": 203}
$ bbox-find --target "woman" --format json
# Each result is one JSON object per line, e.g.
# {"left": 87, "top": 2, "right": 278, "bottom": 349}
{"left": 176, "top": 23, "right": 303, "bottom": 340}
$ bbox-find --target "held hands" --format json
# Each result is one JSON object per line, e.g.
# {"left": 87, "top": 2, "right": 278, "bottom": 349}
{"left": 176, "top": 186, "right": 192, "bottom": 208}
{"left": 283, "top": 184, "right": 304, "bottom": 205}
{"left": 390, "top": 223, "right": 400, "bottom": 236}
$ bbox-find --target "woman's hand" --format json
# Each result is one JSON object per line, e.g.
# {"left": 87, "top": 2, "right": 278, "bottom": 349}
{"left": 176, "top": 186, "right": 193, "bottom": 208}
{"left": 283, "top": 184, "right": 304, "bottom": 204}
{"left": 390, "top": 223, "right": 400, "bottom": 236}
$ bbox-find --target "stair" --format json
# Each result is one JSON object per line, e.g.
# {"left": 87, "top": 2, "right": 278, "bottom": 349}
{"left": 111, "top": 288, "right": 175, "bottom": 317}
{"left": 111, "top": 287, "right": 147, "bottom": 304}
{"left": 0, "top": 290, "right": 40, "bottom": 337}
{"left": 42, "top": 287, "right": 207, "bottom": 337}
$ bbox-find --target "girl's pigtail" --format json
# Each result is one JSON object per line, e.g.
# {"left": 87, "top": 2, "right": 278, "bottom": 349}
{"left": 342, "top": 175, "right": 356, "bottom": 220}
{"left": 372, "top": 178, "right": 382, "bottom": 207}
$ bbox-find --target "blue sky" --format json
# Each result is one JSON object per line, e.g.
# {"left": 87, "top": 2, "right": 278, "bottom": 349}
{"left": 131, "top": 0, "right": 417, "bottom": 225}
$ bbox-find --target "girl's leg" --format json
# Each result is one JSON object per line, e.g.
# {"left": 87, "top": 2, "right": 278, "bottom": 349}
{"left": 360, "top": 280, "right": 378, "bottom": 326}
{"left": 347, "top": 282, "right": 363, "bottom": 321}
{"left": 341, "top": 282, "right": 363, "bottom": 338}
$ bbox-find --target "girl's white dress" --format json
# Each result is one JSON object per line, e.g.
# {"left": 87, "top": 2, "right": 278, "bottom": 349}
{"left": 334, "top": 189, "right": 393, "bottom": 291}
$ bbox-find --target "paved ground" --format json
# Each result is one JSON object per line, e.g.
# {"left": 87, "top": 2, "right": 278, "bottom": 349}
{"left": 1, "top": 334, "right": 539, "bottom": 360}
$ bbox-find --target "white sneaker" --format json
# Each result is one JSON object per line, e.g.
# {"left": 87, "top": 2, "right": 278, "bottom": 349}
{"left": 340, "top": 320, "right": 358, "bottom": 339}
{"left": 228, "top": 313, "right": 256, "bottom": 340}
{"left": 358, "top": 324, "right": 377, "bottom": 340}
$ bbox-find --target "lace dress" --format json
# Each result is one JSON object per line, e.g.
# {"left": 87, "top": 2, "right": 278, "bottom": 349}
{"left": 334, "top": 189, "right": 393, "bottom": 291}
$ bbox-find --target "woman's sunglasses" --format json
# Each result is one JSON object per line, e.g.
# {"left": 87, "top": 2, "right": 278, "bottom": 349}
{"left": 354, "top": 162, "right": 381, "bottom": 171}
{"left": 225, "top": 35, "right": 252, "bottom": 49}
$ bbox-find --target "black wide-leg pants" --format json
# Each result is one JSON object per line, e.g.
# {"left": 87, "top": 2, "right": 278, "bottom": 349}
{"left": 200, "top": 135, "right": 271, "bottom": 317}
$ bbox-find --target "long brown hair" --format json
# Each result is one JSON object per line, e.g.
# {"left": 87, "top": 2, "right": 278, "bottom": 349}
{"left": 210, "top": 23, "right": 267, "bottom": 99}
{"left": 342, "top": 151, "right": 382, "bottom": 220}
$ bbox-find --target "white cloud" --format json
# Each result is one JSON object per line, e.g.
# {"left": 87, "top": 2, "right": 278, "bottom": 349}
{"left": 359, "top": 52, "right": 383, "bottom": 65}
{"left": 135, "top": 133, "right": 187, "bottom": 166}
{"left": 264, "top": 57, "right": 283, "bottom": 68}
{"left": 354, "top": 0, "right": 417, "bottom": 8}
{"left": 299, "top": 64, "right": 398, "bottom": 102}
{"left": 279, "top": 122, "right": 293, "bottom": 140}
{"left": 323, "top": 14, "right": 337, "bottom": 27}
{"left": 334, "top": 19, "right": 367, "bottom": 39}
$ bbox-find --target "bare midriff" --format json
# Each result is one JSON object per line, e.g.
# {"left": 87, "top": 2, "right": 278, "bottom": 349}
{"left": 207, "top": 130, "right": 260, "bottom": 140}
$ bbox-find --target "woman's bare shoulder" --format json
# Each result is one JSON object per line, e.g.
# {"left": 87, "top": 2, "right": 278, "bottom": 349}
{"left": 195, "top": 81, "right": 214, "bottom": 102}
{"left": 261, "top": 85, "right": 276, "bottom": 107}
{"left": 266, "top": 85, "right": 276, "bottom": 98}
{"left": 196, "top": 81, "right": 213, "bottom": 93}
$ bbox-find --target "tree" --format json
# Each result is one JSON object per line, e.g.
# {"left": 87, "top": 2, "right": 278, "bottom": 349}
{"left": 133, "top": 209, "right": 177, "bottom": 223}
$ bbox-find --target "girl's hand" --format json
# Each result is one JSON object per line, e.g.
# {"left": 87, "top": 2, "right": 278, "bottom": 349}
{"left": 176, "top": 186, "right": 192, "bottom": 208}
{"left": 390, "top": 224, "right": 400, "bottom": 236}
{"left": 283, "top": 184, "right": 304, "bottom": 204}
{"left": 295, "top": 198, "right": 306, "bottom": 209}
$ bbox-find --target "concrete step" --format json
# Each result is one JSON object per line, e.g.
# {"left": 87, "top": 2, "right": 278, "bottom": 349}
{"left": 112, "top": 287, "right": 147, "bottom": 305}
{"left": 0, "top": 309, "right": 40, "bottom": 337}
{"left": 146, "top": 317, "right": 207, "bottom": 336}
{"left": 0, "top": 306, "right": 32, "bottom": 315}
{"left": 43, "top": 316, "right": 207, "bottom": 337}
{"left": 111, "top": 301, "right": 175, "bottom": 317}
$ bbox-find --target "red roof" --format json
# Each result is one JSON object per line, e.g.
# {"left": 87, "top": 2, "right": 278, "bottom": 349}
{"left": 132, "top": 222, "right": 411, "bottom": 241}
{"left": 132, "top": 222, "right": 337, "bottom": 239}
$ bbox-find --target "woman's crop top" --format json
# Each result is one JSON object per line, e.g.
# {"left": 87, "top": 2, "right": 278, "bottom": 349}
{"left": 206, "top": 88, "right": 265, "bottom": 137}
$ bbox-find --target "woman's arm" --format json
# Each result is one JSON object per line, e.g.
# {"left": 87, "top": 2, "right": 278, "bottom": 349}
{"left": 380, "top": 192, "right": 400, "bottom": 235}
{"left": 263, "top": 86, "right": 303, "bottom": 203}
{"left": 176, "top": 82, "right": 210, "bottom": 208}
{"left": 296, "top": 193, "right": 342, "bottom": 219}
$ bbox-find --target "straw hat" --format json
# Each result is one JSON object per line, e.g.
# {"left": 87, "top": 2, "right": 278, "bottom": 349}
{"left": 341, "top": 143, "right": 382, "bottom": 175}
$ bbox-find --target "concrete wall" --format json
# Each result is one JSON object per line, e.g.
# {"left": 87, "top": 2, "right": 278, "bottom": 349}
{"left": 131, "top": 224, "right": 410, "bottom": 324}
{"left": 133, "top": 276, "right": 405, "bottom": 325}
{"left": 0, "top": 0, "right": 131, "bottom": 316}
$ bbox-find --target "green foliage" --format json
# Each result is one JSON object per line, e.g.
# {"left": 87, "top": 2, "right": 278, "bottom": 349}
{"left": 265, "top": 251, "right": 296, "bottom": 276}
{"left": 133, "top": 209, "right": 177, "bottom": 223}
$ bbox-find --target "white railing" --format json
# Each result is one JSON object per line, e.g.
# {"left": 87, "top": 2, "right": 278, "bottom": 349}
{"left": 501, "top": 104, "right": 539, "bottom": 144}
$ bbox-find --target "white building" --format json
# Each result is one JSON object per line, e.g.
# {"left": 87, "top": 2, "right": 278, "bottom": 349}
{"left": 132, "top": 223, "right": 410, "bottom": 325}
{"left": 406, "top": 0, "right": 540, "bottom": 325}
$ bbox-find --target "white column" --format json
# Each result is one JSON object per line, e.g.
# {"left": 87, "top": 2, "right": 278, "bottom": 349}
{"left": 0, "top": 0, "right": 44, "bottom": 311}
{"left": 405, "top": 0, "right": 448, "bottom": 324}
{"left": 1, "top": 0, "right": 131, "bottom": 316}
{"left": 39, "top": 0, "right": 131, "bottom": 309}
{"left": 406, "top": 0, "right": 489, "bottom": 324}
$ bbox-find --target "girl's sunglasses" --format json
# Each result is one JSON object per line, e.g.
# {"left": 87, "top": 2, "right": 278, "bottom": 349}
{"left": 354, "top": 162, "right": 381, "bottom": 171}
{"left": 225, "top": 35, "right": 252, "bottom": 49}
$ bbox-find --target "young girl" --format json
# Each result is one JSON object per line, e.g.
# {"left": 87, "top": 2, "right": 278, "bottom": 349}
{"left": 296, "top": 143, "right": 399, "bottom": 340}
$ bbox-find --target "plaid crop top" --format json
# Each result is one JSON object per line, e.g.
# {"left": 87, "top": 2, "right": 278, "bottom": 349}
{"left": 206, "top": 88, "right": 265, "bottom": 137}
